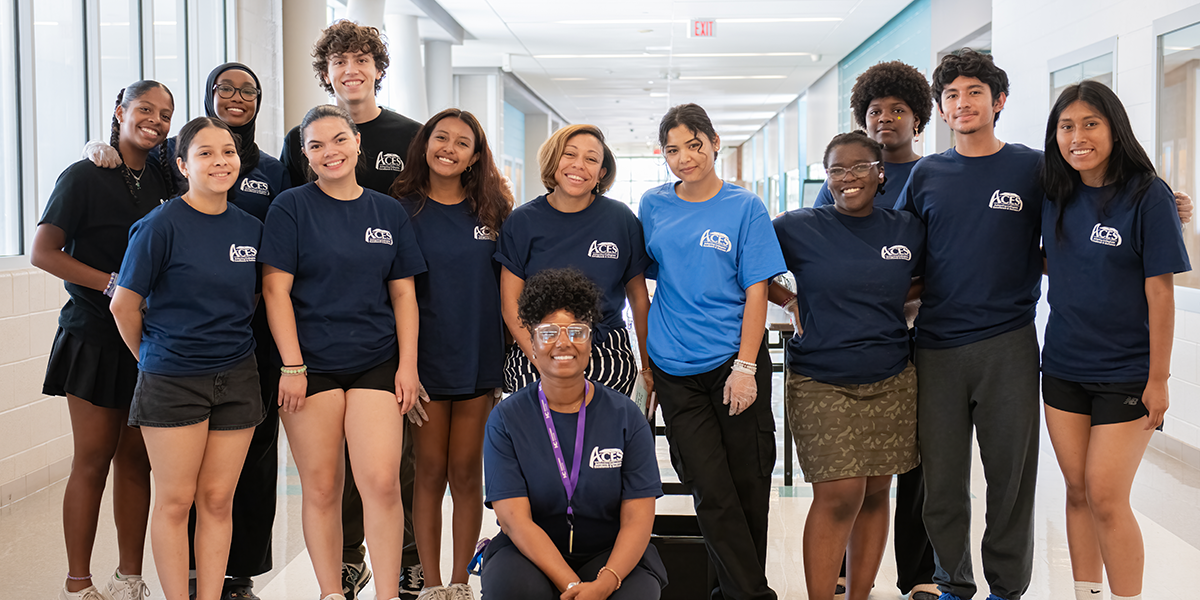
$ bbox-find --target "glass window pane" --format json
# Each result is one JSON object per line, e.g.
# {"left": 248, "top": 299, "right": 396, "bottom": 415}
{"left": 33, "top": 0, "right": 87, "bottom": 220}
{"left": 98, "top": 0, "right": 140, "bottom": 130}
{"left": 153, "top": 0, "right": 186, "bottom": 134}
{"left": 0, "top": 0, "right": 18, "bottom": 255}
{"left": 1159, "top": 22, "right": 1200, "bottom": 288}
{"left": 190, "top": 0, "right": 226, "bottom": 119}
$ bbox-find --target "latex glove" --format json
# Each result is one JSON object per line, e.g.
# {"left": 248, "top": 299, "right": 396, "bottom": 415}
{"left": 723, "top": 368, "right": 757, "bottom": 416}
{"left": 83, "top": 140, "right": 122, "bottom": 169}
{"left": 1175, "top": 191, "right": 1193, "bottom": 225}
{"left": 407, "top": 385, "right": 431, "bottom": 426}
{"left": 493, "top": 387, "right": 504, "bottom": 406}
{"left": 640, "top": 368, "right": 655, "bottom": 397}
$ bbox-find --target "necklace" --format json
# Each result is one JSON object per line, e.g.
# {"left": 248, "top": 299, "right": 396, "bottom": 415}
{"left": 127, "top": 164, "right": 146, "bottom": 189}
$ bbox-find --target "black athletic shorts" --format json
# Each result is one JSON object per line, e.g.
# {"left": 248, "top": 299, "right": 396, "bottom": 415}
{"left": 1042, "top": 373, "right": 1161, "bottom": 429}
{"left": 306, "top": 353, "right": 399, "bottom": 397}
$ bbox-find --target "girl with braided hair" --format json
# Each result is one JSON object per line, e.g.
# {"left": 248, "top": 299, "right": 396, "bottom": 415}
{"left": 31, "top": 80, "right": 175, "bottom": 600}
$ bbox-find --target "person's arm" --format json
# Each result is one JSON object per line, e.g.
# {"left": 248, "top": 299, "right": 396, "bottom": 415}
{"left": 501, "top": 267, "right": 534, "bottom": 361}
{"left": 262, "top": 265, "right": 307, "bottom": 413}
{"left": 1143, "top": 272, "right": 1174, "bottom": 430}
{"left": 491, "top": 497, "right": 580, "bottom": 592}
{"left": 625, "top": 274, "right": 653, "bottom": 393}
{"left": 109, "top": 287, "right": 144, "bottom": 360}
{"left": 30, "top": 224, "right": 112, "bottom": 292}
{"left": 560, "top": 496, "right": 656, "bottom": 600}
{"left": 82, "top": 141, "right": 122, "bottom": 169}
{"left": 723, "top": 279, "right": 770, "bottom": 416}
{"left": 767, "top": 279, "right": 801, "bottom": 334}
{"left": 389, "top": 276, "right": 420, "bottom": 415}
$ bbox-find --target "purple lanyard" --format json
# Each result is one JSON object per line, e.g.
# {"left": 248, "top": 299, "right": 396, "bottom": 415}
{"left": 538, "top": 380, "right": 590, "bottom": 552}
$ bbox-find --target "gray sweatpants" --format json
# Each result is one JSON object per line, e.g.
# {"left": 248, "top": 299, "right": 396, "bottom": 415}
{"left": 915, "top": 323, "right": 1040, "bottom": 600}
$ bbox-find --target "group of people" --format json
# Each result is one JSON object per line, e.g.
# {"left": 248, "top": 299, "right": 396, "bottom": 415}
{"left": 32, "top": 14, "right": 1188, "bottom": 600}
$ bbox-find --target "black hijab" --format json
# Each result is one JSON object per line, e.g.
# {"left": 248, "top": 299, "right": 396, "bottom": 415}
{"left": 204, "top": 62, "right": 261, "bottom": 176}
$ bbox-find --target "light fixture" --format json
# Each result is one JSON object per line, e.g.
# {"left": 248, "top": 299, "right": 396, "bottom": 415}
{"left": 534, "top": 52, "right": 816, "bottom": 59}
{"left": 678, "top": 75, "right": 787, "bottom": 80}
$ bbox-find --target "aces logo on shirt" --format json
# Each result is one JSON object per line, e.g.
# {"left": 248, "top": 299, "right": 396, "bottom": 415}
{"left": 229, "top": 244, "right": 257, "bottom": 263}
{"left": 365, "top": 227, "right": 394, "bottom": 245}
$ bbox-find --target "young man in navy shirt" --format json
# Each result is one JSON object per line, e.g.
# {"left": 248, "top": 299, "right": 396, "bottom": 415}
{"left": 278, "top": 20, "right": 424, "bottom": 599}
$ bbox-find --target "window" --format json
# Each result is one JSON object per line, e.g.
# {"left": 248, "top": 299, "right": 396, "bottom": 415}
{"left": 33, "top": 0, "right": 87, "bottom": 220}
{"left": 1158, "top": 22, "right": 1200, "bottom": 288}
{"left": 0, "top": 0, "right": 17, "bottom": 255}
{"left": 610, "top": 157, "right": 671, "bottom": 211}
{"left": 1050, "top": 53, "right": 1113, "bottom": 106}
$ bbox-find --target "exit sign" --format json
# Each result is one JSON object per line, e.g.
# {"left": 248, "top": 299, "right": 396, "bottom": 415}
{"left": 690, "top": 19, "right": 716, "bottom": 37}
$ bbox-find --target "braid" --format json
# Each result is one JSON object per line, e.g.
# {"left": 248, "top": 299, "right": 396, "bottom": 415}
{"left": 156, "top": 142, "right": 175, "bottom": 197}
{"left": 110, "top": 88, "right": 138, "bottom": 202}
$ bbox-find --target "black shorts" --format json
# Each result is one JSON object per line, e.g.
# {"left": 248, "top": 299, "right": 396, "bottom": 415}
{"left": 43, "top": 327, "right": 139, "bottom": 410}
{"left": 1041, "top": 373, "right": 1160, "bottom": 428}
{"left": 129, "top": 354, "right": 264, "bottom": 430}
{"left": 306, "top": 354, "right": 398, "bottom": 397}
{"left": 427, "top": 388, "right": 494, "bottom": 402}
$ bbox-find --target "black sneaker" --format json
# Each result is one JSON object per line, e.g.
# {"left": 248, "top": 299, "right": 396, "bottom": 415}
{"left": 398, "top": 564, "right": 423, "bottom": 600}
{"left": 341, "top": 562, "right": 372, "bottom": 600}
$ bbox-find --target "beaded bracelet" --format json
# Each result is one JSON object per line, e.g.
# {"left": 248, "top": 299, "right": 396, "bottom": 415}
{"left": 781, "top": 295, "right": 798, "bottom": 312}
{"left": 66, "top": 573, "right": 92, "bottom": 581}
{"left": 732, "top": 359, "right": 757, "bottom": 375}
{"left": 599, "top": 566, "right": 622, "bottom": 590}
{"left": 280, "top": 364, "right": 307, "bottom": 376}
{"left": 102, "top": 272, "right": 118, "bottom": 298}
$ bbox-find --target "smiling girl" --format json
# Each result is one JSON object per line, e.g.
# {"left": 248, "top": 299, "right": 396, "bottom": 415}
{"left": 110, "top": 116, "right": 264, "bottom": 600}
{"left": 32, "top": 80, "right": 176, "bottom": 600}
{"left": 390, "top": 108, "right": 513, "bottom": 600}
{"left": 1040, "top": 81, "right": 1191, "bottom": 600}
{"left": 259, "top": 104, "right": 426, "bottom": 600}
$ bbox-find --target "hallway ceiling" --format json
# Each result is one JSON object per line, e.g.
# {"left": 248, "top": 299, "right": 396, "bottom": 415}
{"left": 434, "top": 0, "right": 912, "bottom": 155}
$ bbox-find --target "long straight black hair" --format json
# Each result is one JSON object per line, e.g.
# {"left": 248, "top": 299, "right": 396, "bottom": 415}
{"left": 1042, "top": 80, "right": 1158, "bottom": 242}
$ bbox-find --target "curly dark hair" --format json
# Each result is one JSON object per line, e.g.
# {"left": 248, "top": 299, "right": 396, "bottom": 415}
{"left": 311, "top": 20, "right": 389, "bottom": 96}
{"left": 932, "top": 48, "right": 1009, "bottom": 124}
{"left": 517, "top": 268, "right": 602, "bottom": 332}
{"left": 850, "top": 60, "right": 933, "bottom": 134}
{"left": 822, "top": 131, "right": 887, "bottom": 197}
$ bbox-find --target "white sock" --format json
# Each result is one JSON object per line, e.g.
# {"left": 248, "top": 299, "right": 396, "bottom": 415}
{"left": 1110, "top": 594, "right": 1140, "bottom": 600}
{"left": 1074, "top": 581, "right": 1102, "bottom": 599}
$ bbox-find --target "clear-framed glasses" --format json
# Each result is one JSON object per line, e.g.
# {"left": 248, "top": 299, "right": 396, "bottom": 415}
{"left": 213, "top": 83, "right": 260, "bottom": 102}
{"left": 532, "top": 322, "right": 591, "bottom": 345}
{"left": 826, "top": 161, "right": 880, "bottom": 181}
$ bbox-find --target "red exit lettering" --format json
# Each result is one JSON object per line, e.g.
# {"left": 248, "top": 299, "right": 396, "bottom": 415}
{"left": 690, "top": 19, "right": 715, "bottom": 38}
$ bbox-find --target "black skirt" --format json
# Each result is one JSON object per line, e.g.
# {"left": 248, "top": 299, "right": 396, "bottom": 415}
{"left": 42, "top": 327, "right": 139, "bottom": 410}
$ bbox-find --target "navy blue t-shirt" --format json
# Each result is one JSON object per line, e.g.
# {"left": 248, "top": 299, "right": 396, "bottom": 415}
{"left": 813, "top": 159, "right": 918, "bottom": 210}
{"left": 259, "top": 183, "right": 427, "bottom": 373}
{"left": 896, "top": 144, "right": 1044, "bottom": 349}
{"left": 484, "top": 382, "right": 662, "bottom": 556}
{"left": 495, "top": 195, "right": 651, "bottom": 339}
{"left": 402, "top": 197, "right": 504, "bottom": 395}
{"left": 773, "top": 206, "right": 925, "bottom": 384}
{"left": 155, "top": 137, "right": 290, "bottom": 222}
{"left": 1042, "top": 179, "right": 1191, "bottom": 382}
{"left": 117, "top": 198, "right": 262, "bottom": 376}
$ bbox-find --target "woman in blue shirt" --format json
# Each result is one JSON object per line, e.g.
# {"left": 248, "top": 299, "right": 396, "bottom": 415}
{"left": 770, "top": 132, "right": 924, "bottom": 600}
{"left": 110, "top": 116, "right": 264, "bottom": 600}
{"left": 259, "top": 104, "right": 426, "bottom": 600}
{"left": 496, "top": 124, "right": 652, "bottom": 397}
{"left": 1040, "top": 81, "right": 1191, "bottom": 600}
{"left": 638, "top": 103, "right": 785, "bottom": 600}
{"left": 390, "top": 108, "right": 513, "bottom": 600}
{"left": 481, "top": 268, "right": 665, "bottom": 600}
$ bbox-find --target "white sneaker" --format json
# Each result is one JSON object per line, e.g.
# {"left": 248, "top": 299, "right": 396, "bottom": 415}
{"left": 446, "top": 583, "right": 474, "bottom": 600}
{"left": 103, "top": 571, "right": 149, "bottom": 600}
{"left": 59, "top": 585, "right": 110, "bottom": 600}
{"left": 416, "top": 586, "right": 448, "bottom": 600}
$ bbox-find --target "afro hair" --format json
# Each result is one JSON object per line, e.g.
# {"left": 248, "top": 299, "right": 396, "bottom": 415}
{"left": 850, "top": 60, "right": 934, "bottom": 134}
{"left": 517, "top": 268, "right": 603, "bottom": 332}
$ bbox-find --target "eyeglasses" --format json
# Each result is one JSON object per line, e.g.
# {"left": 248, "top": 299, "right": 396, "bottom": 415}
{"left": 213, "top": 83, "right": 260, "bottom": 102}
{"left": 826, "top": 161, "right": 880, "bottom": 181}
{"left": 532, "top": 323, "right": 591, "bottom": 345}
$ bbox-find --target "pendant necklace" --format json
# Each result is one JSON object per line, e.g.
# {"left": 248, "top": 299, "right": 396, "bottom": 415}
{"left": 127, "top": 164, "right": 145, "bottom": 189}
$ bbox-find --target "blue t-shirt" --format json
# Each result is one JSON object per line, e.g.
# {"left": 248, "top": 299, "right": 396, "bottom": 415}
{"left": 896, "top": 144, "right": 1044, "bottom": 349}
{"left": 258, "top": 183, "right": 427, "bottom": 373}
{"left": 639, "top": 182, "right": 786, "bottom": 376}
{"left": 117, "top": 198, "right": 262, "bottom": 376}
{"left": 1042, "top": 179, "right": 1191, "bottom": 382}
{"left": 773, "top": 206, "right": 925, "bottom": 384}
{"left": 812, "top": 159, "right": 918, "bottom": 210}
{"left": 483, "top": 382, "right": 661, "bottom": 556}
{"left": 402, "top": 197, "right": 504, "bottom": 394}
{"left": 494, "top": 195, "right": 651, "bottom": 339}
{"left": 156, "top": 137, "right": 290, "bottom": 223}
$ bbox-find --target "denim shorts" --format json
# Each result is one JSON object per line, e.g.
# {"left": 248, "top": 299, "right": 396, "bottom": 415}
{"left": 129, "top": 354, "right": 264, "bottom": 430}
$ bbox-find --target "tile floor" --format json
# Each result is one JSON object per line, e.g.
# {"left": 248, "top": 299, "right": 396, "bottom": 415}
{"left": 4, "top": 364, "right": 1199, "bottom": 599}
